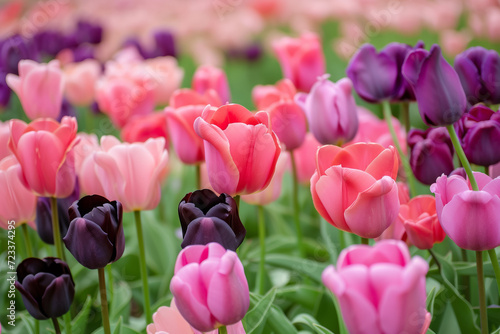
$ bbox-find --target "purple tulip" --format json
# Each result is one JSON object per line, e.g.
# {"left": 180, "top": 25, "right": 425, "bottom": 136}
{"left": 75, "top": 20, "right": 103, "bottom": 45}
{"left": 402, "top": 44, "right": 467, "bottom": 126}
{"left": 408, "top": 127, "right": 455, "bottom": 185}
{"left": 456, "top": 105, "right": 500, "bottom": 166}
{"left": 63, "top": 195, "right": 125, "bottom": 269}
{"left": 178, "top": 189, "right": 246, "bottom": 251}
{"left": 454, "top": 46, "right": 500, "bottom": 105}
{"left": 16, "top": 257, "right": 75, "bottom": 320}
{"left": 0, "top": 35, "right": 38, "bottom": 74}
{"left": 151, "top": 30, "right": 176, "bottom": 58}
{"left": 0, "top": 71, "right": 10, "bottom": 108}
{"left": 33, "top": 30, "right": 70, "bottom": 57}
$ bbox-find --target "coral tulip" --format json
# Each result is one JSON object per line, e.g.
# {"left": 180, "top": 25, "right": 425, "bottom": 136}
{"left": 192, "top": 65, "right": 230, "bottom": 104}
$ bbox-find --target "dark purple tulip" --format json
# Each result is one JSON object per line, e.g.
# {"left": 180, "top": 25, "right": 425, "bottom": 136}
{"left": 33, "top": 30, "right": 69, "bottom": 57}
{"left": 0, "top": 35, "right": 38, "bottom": 74}
{"left": 150, "top": 30, "right": 176, "bottom": 58}
{"left": 456, "top": 105, "right": 500, "bottom": 166}
{"left": 63, "top": 195, "right": 125, "bottom": 269}
{"left": 178, "top": 189, "right": 246, "bottom": 251}
{"left": 71, "top": 45, "right": 95, "bottom": 63}
{"left": 0, "top": 71, "right": 10, "bottom": 108}
{"left": 75, "top": 20, "right": 103, "bottom": 45}
{"left": 36, "top": 179, "right": 80, "bottom": 244}
{"left": 402, "top": 44, "right": 467, "bottom": 126}
{"left": 15, "top": 257, "right": 74, "bottom": 320}
{"left": 408, "top": 127, "right": 455, "bottom": 185}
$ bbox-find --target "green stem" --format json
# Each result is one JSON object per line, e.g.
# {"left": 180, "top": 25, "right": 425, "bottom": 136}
{"left": 487, "top": 249, "right": 500, "bottom": 297}
{"left": 339, "top": 230, "right": 346, "bottom": 250}
{"left": 21, "top": 224, "right": 33, "bottom": 257}
{"left": 445, "top": 125, "right": 478, "bottom": 191}
{"left": 134, "top": 210, "right": 152, "bottom": 323}
{"left": 256, "top": 205, "right": 266, "bottom": 295}
{"left": 400, "top": 102, "right": 410, "bottom": 133}
{"left": 196, "top": 164, "right": 202, "bottom": 190}
{"left": 64, "top": 312, "right": 72, "bottom": 334}
{"left": 106, "top": 264, "right": 114, "bottom": 308}
{"left": 428, "top": 248, "right": 442, "bottom": 273}
{"left": 476, "top": 251, "right": 488, "bottom": 334}
{"left": 360, "top": 237, "right": 369, "bottom": 245}
{"left": 35, "top": 319, "right": 39, "bottom": 334}
{"left": 51, "top": 318, "right": 61, "bottom": 334}
{"left": 461, "top": 248, "right": 470, "bottom": 301}
{"left": 234, "top": 195, "right": 240, "bottom": 208}
{"left": 219, "top": 326, "right": 228, "bottom": 334}
{"left": 290, "top": 151, "right": 306, "bottom": 257}
{"left": 50, "top": 197, "right": 66, "bottom": 261}
{"left": 382, "top": 101, "right": 417, "bottom": 197}
{"left": 98, "top": 267, "right": 111, "bottom": 334}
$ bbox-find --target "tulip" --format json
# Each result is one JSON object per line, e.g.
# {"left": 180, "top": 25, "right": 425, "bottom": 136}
{"left": 194, "top": 104, "right": 281, "bottom": 195}
{"left": 74, "top": 20, "right": 103, "bottom": 45}
{"left": 0, "top": 120, "right": 10, "bottom": 161}
{"left": 79, "top": 136, "right": 168, "bottom": 212}
{"left": 192, "top": 65, "right": 230, "bottom": 104}
{"left": 310, "top": 143, "right": 400, "bottom": 238}
{"left": 170, "top": 243, "right": 249, "bottom": 332}
{"left": 144, "top": 56, "right": 184, "bottom": 106}
{"left": 402, "top": 44, "right": 466, "bottom": 126}
{"left": 399, "top": 195, "right": 445, "bottom": 249}
{"left": 0, "top": 155, "right": 36, "bottom": 229}
{"left": 0, "top": 71, "right": 10, "bottom": 108}
{"left": 431, "top": 172, "right": 500, "bottom": 250}
{"left": 63, "top": 195, "right": 125, "bottom": 269}
{"left": 0, "top": 34, "right": 39, "bottom": 75}
{"left": 6, "top": 59, "right": 64, "bottom": 120}
{"left": 322, "top": 240, "right": 430, "bottom": 334}
{"left": 121, "top": 112, "right": 170, "bottom": 148}
{"left": 295, "top": 75, "right": 358, "bottom": 145}
{"left": 252, "top": 79, "right": 296, "bottom": 111}
{"left": 456, "top": 105, "right": 500, "bottom": 166}
{"left": 454, "top": 46, "right": 500, "bottom": 105}
{"left": 291, "top": 133, "right": 321, "bottom": 185}
{"left": 408, "top": 127, "right": 455, "bottom": 185}
{"left": 8, "top": 116, "right": 78, "bottom": 198}
{"left": 178, "top": 189, "right": 246, "bottom": 251}
{"left": 150, "top": 30, "right": 177, "bottom": 58}
{"left": 272, "top": 33, "right": 326, "bottom": 92}
{"left": 15, "top": 257, "right": 75, "bottom": 320}
{"left": 63, "top": 59, "right": 101, "bottom": 106}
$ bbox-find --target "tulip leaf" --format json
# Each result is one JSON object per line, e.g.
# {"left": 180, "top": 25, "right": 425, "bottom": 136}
{"left": 110, "top": 282, "right": 132, "bottom": 322}
{"left": 292, "top": 313, "right": 335, "bottom": 334}
{"left": 244, "top": 288, "right": 277, "bottom": 334}
{"left": 19, "top": 313, "right": 36, "bottom": 334}
{"left": 276, "top": 285, "right": 322, "bottom": 309}
{"left": 267, "top": 305, "right": 299, "bottom": 334}
{"left": 112, "top": 317, "right": 122, "bottom": 334}
{"left": 71, "top": 295, "right": 93, "bottom": 334}
{"left": 265, "top": 254, "right": 327, "bottom": 283}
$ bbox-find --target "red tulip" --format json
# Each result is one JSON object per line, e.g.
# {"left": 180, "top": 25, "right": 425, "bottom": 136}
{"left": 121, "top": 112, "right": 170, "bottom": 148}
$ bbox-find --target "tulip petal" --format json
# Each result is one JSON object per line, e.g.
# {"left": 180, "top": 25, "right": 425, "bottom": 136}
{"left": 181, "top": 217, "right": 239, "bottom": 251}
{"left": 41, "top": 275, "right": 74, "bottom": 318}
{"left": 15, "top": 280, "right": 48, "bottom": 320}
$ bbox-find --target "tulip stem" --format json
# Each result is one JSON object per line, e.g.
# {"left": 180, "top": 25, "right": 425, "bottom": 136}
{"left": 64, "top": 313, "right": 72, "bottom": 334}
{"left": 360, "top": 237, "right": 369, "bottom": 245}
{"left": 487, "top": 249, "right": 500, "bottom": 298}
{"left": 21, "top": 224, "right": 33, "bottom": 257}
{"left": 51, "top": 318, "right": 61, "bottom": 334}
{"left": 400, "top": 102, "right": 410, "bottom": 133}
{"left": 219, "top": 325, "right": 228, "bottom": 334}
{"left": 50, "top": 197, "right": 66, "bottom": 262}
{"left": 445, "top": 125, "right": 479, "bottom": 191}
{"left": 106, "top": 264, "right": 114, "bottom": 308}
{"left": 196, "top": 163, "right": 202, "bottom": 189}
{"left": 256, "top": 205, "right": 266, "bottom": 295}
{"left": 134, "top": 210, "right": 152, "bottom": 324}
{"left": 428, "top": 248, "right": 442, "bottom": 273}
{"left": 290, "top": 151, "right": 306, "bottom": 258}
{"left": 98, "top": 267, "right": 111, "bottom": 334}
{"left": 476, "top": 251, "right": 489, "bottom": 334}
{"left": 382, "top": 101, "right": 417, "bottom": 197}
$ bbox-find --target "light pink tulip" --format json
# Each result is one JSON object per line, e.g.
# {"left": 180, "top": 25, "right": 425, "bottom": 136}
{"left": 0, "top": 121, "right": 10, "bottom": 161}
{"left": 0, "top": 155, "right": 37, "bottom": 229}
{"left": 73, "top": 133, "right": 100, "bottom": 179}
{"left": 291, "top": 133, "right": 321, "bottom": 185}
{"left": 145, "top": 56, "right": 184, "bottom": 106}
{"left": 79, "top": 136, "right": 168, "bottom": 212}
{"left": 6, "top": 59, "right": 64, "bottom": 120}
{"left": 431, "top": 172, "right": 500, "bottom": 250}
{"left": 322, "top": 240, "right": 431, "bottom": 334}
{"left": 170, "top": 243, "right": 249, "bottom": 332}
{"left": 63, "top": 59, "right": 101, "bottom": 106}
{"left": 195, "top": 104, "right": 281, "bottom": 195}
{"left": 311, "top": 143, "right": 400, "bottom": 238}
{"left": 192, "top": 65, "right": 230, "bottom": 104}
{"left": 9, "top": 116, "right": 78, "bottom": 197}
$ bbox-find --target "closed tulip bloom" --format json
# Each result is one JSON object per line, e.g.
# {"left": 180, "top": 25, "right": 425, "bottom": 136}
{"left": 456, "top": 105, "right": 500, "bottom": 166}
{"left": 295, "top": 75, "right": 358, "bottom": 145}
{"left": 179, "top": 189, "right": 246, "bottom": 251}
{"left": 170, "top": 243, "right": 250, "bottom": 332}
{"left": 0, "top": 155, "right": 36, "bottom": 229}
{"left": 0, "top": 71, "right": 10, "bottom": 108}
{"left": 0, "top": 120, "right": 11, "bottom": 163}
{"left": 121, "top": 112, "right": 170, "bottom": 148}
{"left": 431, "top": 172, "right": 500, "bottom": 250}
{"left": 192, "top": 65, "right": 230, "bottom": 104}
{"left": 63, "top": 195, "right": 125, "bottom": 269}
{"left": 322, "top": 240, "right": 430, "bottom": 334}
{"left": 63, "top": 59, "right": 101, "bottom": 106}
{"left": 292, "top": 133, "right": 321, "bottom": 185}
{"left": 252, "top": 78, "right": 296, "bottom": 111}
{"left": 194, "top": 104, "right": 281, "bottom": 195}
{"left": 8, "top": 116, "right": 78, "bottom": 198}
{"left": 144, "top": 56, "right": 184, "bottom": 106}
{"left": 408, "top": 127, "right": 455, "bottom": 185}
{"left": 15, "top": 257, "right": 75, "bottom": 320}
{"left": 6, "top": 59, "right": 64, "bottom": 120}
{"left": 0, "top": 34, "right": 39, "bottom": 75}
{"left": 311, "top": 143, "right": 400, "bottom": 238}
{"left": 402, "top": 45, "right": 467, "bottom": 126}
{"left": 272, "top": 33, "right": 326, "bottom": 92}
{"left": 399, "top": 195, "right": 445, "bottom": 250}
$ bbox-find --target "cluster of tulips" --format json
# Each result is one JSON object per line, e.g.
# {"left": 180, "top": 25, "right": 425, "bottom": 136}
{"left": 2, "top": 8, "right": 500, "bottom": 333}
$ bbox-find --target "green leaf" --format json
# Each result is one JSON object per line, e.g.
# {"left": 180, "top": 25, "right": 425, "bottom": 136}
{"left": 243, "top": 289, "right": 277, "bottom": 334}
{"left": 19, "top": 313, "right": 36, "bottom": 334}
{"left": 293, "top": 313, "right": 334, "bottom": 334}
{"left": 110, "top": 282, "right": 132, "bottom": 322}
{"left": 71, "top": 295, "right": 93, "bottom": 334}
{"left": 268, "top": 305, "right": 299, "bottom": 334}
{"left": 434, "top": 252, "right": 457, "bottom": 286}
{"left": 277, "top": 285, "right": 322, "bottom": 310}
{"left": 265, "top": 254, "right": 327, "bottom": 283}
{"left": 112, "top": 317, "right": 122, "bottom": 334}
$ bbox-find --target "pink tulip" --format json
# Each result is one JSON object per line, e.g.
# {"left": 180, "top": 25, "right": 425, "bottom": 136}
{"left": 121, "top": 112, "right": 169, "bottom": 148}
{"left": 145, "top": 56, "right": 184, "bottom": 106}
{"left": 295, "top": 75, "right": 358, "bottom": 145}
{"left": 79, "top": 136, "right": 168, "bottom": 212}
{"left": 63, "top": 59, "right": 101, "bottom": 106}
{"left": 431, "top": 172, "right": 500, "bottom": 250}
{"left": 252, "top": 78, "right": 296, "bottom": 111}
{"left": 9, "top": 116, "right": 78, "bottom": 197}
{"left": 399, "top": 195, "right": 445, "bottom": 250}
{"left": 0, "top": 121, "right": 10, "bottom": 161}
{"left": 165, "top": 89, "right": 222, "bottom": 165}
{"left": 0, "top": 155, "right": 37, "bottom": 229}
{"left": 292, "top": 133, "right": 321, "bottom": 185}
{"left": 195, "top": 104, "right": 281, "bottom": 195}
{"left": 322, "top": 240, "right": 431, "bottom": 334}
{"left": 73, "top": 133, "right": 100, "bottom": 178}
{"left": 170, "top": 243, "right": 249, "bottom": 332}
{"left": 192, "top": 65, "right": 230, "bottom": 104}
{"left": 272, "top": 33, "right": 326, "bottom": 92}
{"left": 6, "top": 59, "right": 64, "bottom": 120}
{"left": 311, "top": 143, "right": 400, "bottom": 238}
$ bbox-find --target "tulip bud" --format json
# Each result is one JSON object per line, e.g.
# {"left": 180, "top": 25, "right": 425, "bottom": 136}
{"left": 192, "top": 65, "right": 230, "bottom": 104}
{"left": 63, "top": 195, "right": 125, "bottom": 269}
{"left": 16, "top": 257, "right": 75, "bottom": 320}
{"left": 179, "top": 189, "right": 246, "bottom": 251}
